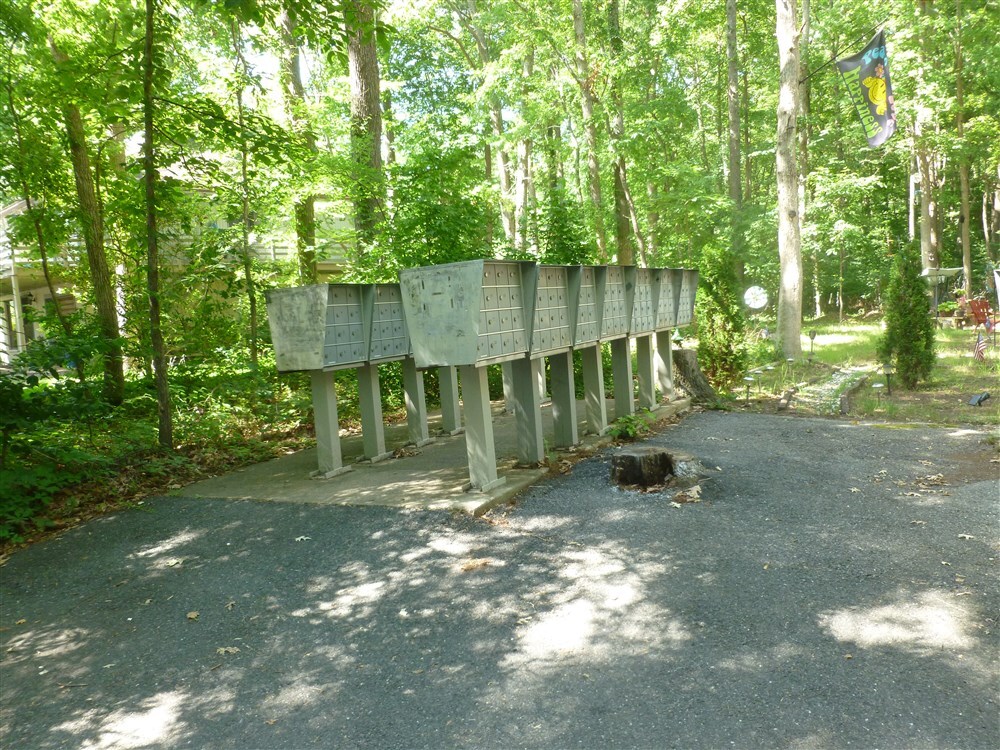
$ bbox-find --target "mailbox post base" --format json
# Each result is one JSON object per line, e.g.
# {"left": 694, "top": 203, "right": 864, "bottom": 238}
{"left": 611, "top": 337, "right": 635, "bottom": 418}
{"left": 636, "top": 334, "right": 657, "bottom": 410}
{"left": 459, "top": 364, "right": 503, "bottom": 491}
{"left": 439, "top": 366, "right": 463, "bottom": 434}
{"left": 402, "top": 358, "right": 432, "bottom": 447}
{"left": 580, "top": 344, "right": 609, "bottom": 435}
{"left": 549, "top": 351, "right": 579, "bottom": 448}
{"left": 655, "top": 330, "right": 675, "bottom": 400}
{"left": 358, "top": 364, "right": 392, "bottom": 462}
{"left": 310, "top": 370, "right": 346, "bottom": 476}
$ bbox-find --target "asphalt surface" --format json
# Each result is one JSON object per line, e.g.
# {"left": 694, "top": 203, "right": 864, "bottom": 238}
{"left": 1, "top": 411, "right": 998, "bottom": 750}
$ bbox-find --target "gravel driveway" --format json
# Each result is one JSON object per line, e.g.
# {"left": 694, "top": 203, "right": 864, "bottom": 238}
{"left": 2, "top": 411, "right": 997, "bottom": 749}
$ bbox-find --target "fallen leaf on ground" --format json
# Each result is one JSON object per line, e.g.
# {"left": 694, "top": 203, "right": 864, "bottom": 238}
{"left": 941, "top": 561, "right": 952, "bottom": 566}
{"left": 460, "top": 558, "right": 491, "bottom": 572}
{"left": 910, "top": 520, "right": 927, "bottom": 526}
{"left": 16, "top": 619, "right": 26, "bottom": 625}
{"left": 958, "top": 534, "right": 974, "bottom": 540}
{"left": 225, "top": 600, "right": 236, "bottom": 610}
{"left": 849, "top": 487, "right": 861, "bottom": 493}
{"left": 187, "top": 611, "right": 200, "bottom": 620}
{"left": 216, "top": 646, "right": 240, "bottom": 655}
{"left": 295, "top": 536, "right": 311, "bottom": 542}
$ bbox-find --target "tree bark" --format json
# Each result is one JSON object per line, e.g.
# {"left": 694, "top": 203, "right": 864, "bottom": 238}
{"left": 955, "top": 0, "right": 972, "bottom": 296}
{"left": 143, "top": 0, "right": 172, "bottom": 448}
{"left": 672, "top": 349, "right": 718, "bottom": 403}
{"left": 572, "top": 0, "right": 608, "bottom": 262}
{"left": 775, "top": 0, "right": 803, "bottom": 357}
{"left": 231, "top": 19, "right": 258, "bottom": 368}
{"left": 279, "top": 6, "right": 317, "bottom": 283}
{"left": 347, "top": 0, "right": 385, "bottom": 249}
{"left": 514, "top": 47, "right": 534, "bottom": 254}
{"left": 50, "top": 40, "right": 125, "bottom": 404}
{"left": 726, "top": 0, "right": 744, "bottom": 281}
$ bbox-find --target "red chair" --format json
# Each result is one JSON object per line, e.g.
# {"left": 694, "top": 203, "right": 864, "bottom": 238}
{"left": 969, "top": 298, "right": 998, "bottom": 347}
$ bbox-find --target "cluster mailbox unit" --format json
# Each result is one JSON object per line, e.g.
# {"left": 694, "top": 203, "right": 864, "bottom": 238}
{"left": 266, "top": 261, "right": 697, "bottom": 491}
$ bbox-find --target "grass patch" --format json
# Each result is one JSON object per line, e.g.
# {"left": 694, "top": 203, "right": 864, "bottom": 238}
{"left": 735, "top": 319, "right": 1000, "bottom": 427}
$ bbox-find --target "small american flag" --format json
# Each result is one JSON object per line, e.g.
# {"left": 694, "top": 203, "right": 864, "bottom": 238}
{"left": 974, "top": 333, "right": 987, "bottom": 362}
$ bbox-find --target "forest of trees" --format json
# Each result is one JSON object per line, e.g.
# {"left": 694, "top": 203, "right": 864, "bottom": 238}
{"left": 2, "top": 0, "right": 999, "bottom": 435}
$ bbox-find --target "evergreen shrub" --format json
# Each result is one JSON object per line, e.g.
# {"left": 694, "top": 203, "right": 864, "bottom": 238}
{"left": 877, "top": 242, "right": 935, "bottom": 389}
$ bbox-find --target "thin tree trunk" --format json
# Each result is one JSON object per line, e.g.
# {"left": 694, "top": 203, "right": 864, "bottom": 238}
{"left": 143, "top": 0, "right": 172, "bottom": 448}
{"left": 607, "top": 0, "right": 632, "bottom": 265}
{"left": 347, "top": 0, "right": 384, "bottom": 249}
{"left": 726, "top": 0, "right": 744, "bottom": 280}
{"left": 955, "top": 0, "right": 971, "bottom": 296}
{"left": 4, "top": 81, "right": 86, "bottom": 382}
{"left": 916, "top": 0, "right": 937, "bottom": 271}
{"left": 231, "top": 19, "right": 258, "bottom": 368}
{"left": 775, "top": 0, "right": 803, "bottom": 357}
{"left": 799, "top": 0, "right": 815, "bottom": 318}
{"left": 514, "top": 47, "right": 534, "bottom": 254}
{"left": 572, "top": 0, "right": 608, "bottom": 262}
{"left": 279, "top": 6, "right": 317, "bottom": 283}
{"left": 50, "top": 40, "right": 125, "bottom": 404}
{"left": 460, "top": 0, "right": 515, "bottom": 244}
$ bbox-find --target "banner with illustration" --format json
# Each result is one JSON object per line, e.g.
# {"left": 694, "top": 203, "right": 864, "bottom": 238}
{"left": 835, "top": 30, "right": 896, "bottom": 148}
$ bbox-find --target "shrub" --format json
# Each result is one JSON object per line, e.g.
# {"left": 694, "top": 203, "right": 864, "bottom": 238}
{"left": 696, "top": 245, "right": 750, "bottom": 390}
{"left": 878, "top": 242, "right": 935, "bottom": 389}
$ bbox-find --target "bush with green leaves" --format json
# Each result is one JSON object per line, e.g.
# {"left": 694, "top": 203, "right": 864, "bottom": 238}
{"left": 878, "top": 242, "right": 935, "bottom": 389}
{"left": 696, "top": 244, "right": 750, "bottom": 391}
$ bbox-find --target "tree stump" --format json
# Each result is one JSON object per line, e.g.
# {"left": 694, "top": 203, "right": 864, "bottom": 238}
{"left": 610, "top": 447, "right": 674, "bottom": 487}
{"left": 672, "top": 349, "right": 718, "bottom": 403}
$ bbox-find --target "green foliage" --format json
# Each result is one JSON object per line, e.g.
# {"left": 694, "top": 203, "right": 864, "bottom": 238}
{"left": 696, "top": 245, "right": 750, "bottom": 391}
{"left": 878, "top": 243, "right": 936, "bottom": 389}
{"left": 609, "top": 410, "right": 652, "bottom": 441}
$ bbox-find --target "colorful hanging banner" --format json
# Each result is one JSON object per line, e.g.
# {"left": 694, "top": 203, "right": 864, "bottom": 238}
{"left": 835, "top": 30, "right": 897, "bottom": 148}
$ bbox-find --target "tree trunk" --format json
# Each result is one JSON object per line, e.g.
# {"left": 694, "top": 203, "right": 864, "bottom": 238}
{"left": 799, "top": 0, "right": 814, "bottom": 317}
{"left": 279, "top": 6, "right": 317, "bottom": 283}
{"left": 607, "top": 0, "right": 633, "bottom": 266}
{"left": 460, "top": 1, "right": 515, "bottom": 245}
{"left": 672, "top": 349, "right": 718, "bottom": 403}
{"left": 775, "top": 0, "right": 803, "bottom": 357}
{"left": 231, "top": 19, "right": 258, "bottom": 368}
{"left": 514, "top": 47, "right": 534, "bottom": 254}
{"left": 4, "top": 80, "right": 86, "bottom": 383}
{"left": 955, "top": 0, "right": 971, "bottom": 296}
{"left": 916, "top": 0, "right": 937, "bottom": 272}
{"left": 143, "top": 0, "right": 172, "bottom": 448}
{"left": 347, "top": 0, "right": 384, "bottom": 249}
{"left": 726, "top": 0, "right": 744, "bottom": 279}
{"left": 572, "top": 0, "right": 608, "bottom": 262}
{"left": 50, "top": 40, "right": 125, "bottom": 404}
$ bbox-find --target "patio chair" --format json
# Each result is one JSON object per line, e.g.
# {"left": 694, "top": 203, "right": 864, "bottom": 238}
{"left": 969, "top": 298, "right": 998, "bottom": 347}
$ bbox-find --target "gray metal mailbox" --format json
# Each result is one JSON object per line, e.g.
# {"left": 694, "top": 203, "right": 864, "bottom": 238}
{"left": 264, "top": 283, "right": 369, "bottom": 372}
{"left": 676, "top": 269, "right": 699, "bottom": 326}
{"left": 527, "top": 264, "right": 574, "bottom": 357}
{"left": 265, "top": 284, "right": 328, "bottom": 372}
{"left": 655, "top": 269, "right": 679, "bottom": 329}
{"left": 630, "top": 267, "right": 658, "bottom": 334}
{"left": 399, "top": 259, "right": 532, "bottom": 368}
{"left": 598, "top": 265, "right": 634, "bottom": 340}
{"left": 364, "top": 283, "right": 410, "bottom": 362}
{"left": 569, "top": 266, "right": 600, "bottom": 346}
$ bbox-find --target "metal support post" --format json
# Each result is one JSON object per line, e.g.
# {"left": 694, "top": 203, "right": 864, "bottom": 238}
{"left": 636, "top": 334, "right": 656, "bottom": 410}
{"left": 357, "top": 364, "right": 392, "bottom": 462}
{"left": 511, "top": 356, "right": 545, "bottom": 466}
{"left": 580, "top": 344, "right": 609, "bottom": 435}
{"left": 459, "top": 364, "right": 505, "bottom": 491}
{"left": 438, "top": 366, "right": 463, "bottom": 434}
{"left": 309, "top": 370, "right": 351, "bottom": 478}
{"left": 611, "top": 337, "right": 635, "bottom": 418}
{"left": 501, "top": 361, "right": 515, "bottom": 413}
{"left": 549, "top": 351, "right": 579, "bottom": 448}
{"left": 654, "top": 330, "right": 675, "bottom": 400}
{"left": 402, "top": 358, "right": 433, "bottom": 447}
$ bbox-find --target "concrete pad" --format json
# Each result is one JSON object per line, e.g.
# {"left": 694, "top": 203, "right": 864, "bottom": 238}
{"left": 181, "top": 396, "right": 692, "bottom": 514}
